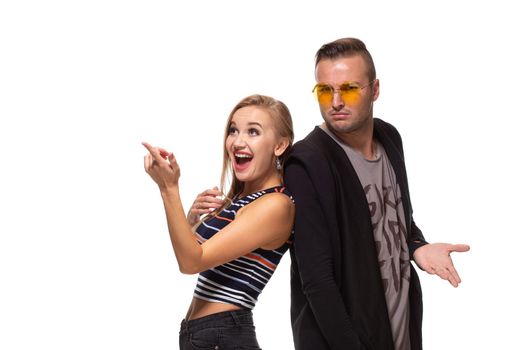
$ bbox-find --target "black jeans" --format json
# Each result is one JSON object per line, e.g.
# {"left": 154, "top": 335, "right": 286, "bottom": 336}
{"left": 179, "top": 309, "right": 262, "bottom": 350}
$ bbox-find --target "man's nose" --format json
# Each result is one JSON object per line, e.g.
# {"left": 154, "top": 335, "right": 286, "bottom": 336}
{"left": 332, "top": 91, "right": 344, "bottom": 110}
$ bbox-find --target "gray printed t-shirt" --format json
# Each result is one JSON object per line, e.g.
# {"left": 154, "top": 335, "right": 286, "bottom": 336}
{"left": 320, "top": 124, "right": 411, "bottom": 350}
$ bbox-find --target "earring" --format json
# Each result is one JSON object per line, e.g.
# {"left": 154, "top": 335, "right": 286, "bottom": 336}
{"left": 276, "top": 157, "right": 282, "bottom": 170}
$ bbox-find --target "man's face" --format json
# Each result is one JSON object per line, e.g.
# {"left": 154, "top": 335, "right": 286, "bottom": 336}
{"left": 314, "top": 55, "right": 379, "bottom": 136}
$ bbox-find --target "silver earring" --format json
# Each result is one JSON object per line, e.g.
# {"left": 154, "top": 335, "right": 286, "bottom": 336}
{"left": 276, "top": 158, "right": 282, "bottom": 170}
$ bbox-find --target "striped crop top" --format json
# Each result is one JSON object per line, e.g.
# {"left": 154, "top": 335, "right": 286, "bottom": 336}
{"left": 193, "top": 185, "right": 293, "bottom": 309}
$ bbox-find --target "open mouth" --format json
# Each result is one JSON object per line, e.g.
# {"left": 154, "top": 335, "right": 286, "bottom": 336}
{"left": 234, "top": 153, "right": 253, "bottom": 166}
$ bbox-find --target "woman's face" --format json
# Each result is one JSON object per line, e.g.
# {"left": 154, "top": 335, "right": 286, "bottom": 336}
{"left": 225, "top": 106, "right": 284, "bottom": 193}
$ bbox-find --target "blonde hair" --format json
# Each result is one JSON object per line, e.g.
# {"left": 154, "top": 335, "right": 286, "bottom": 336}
{"left": 212, "top": 94, "right": 294, "bottom": 216}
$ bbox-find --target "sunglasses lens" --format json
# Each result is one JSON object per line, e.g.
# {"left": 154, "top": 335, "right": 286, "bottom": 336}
{"left": 339, "top": 84, "right": 361, "bottom": 105}
{"left": 315, "top": 85, "right": 333, "bottom": 106}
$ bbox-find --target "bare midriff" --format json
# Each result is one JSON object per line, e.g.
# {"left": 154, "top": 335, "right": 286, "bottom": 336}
{"left": 185, "top": 297, "right": 242, "bottom": 320}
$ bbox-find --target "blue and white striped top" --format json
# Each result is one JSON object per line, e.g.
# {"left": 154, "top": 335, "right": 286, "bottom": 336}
{"left": 193, "top": 186, "right": 293, "bottom": 309}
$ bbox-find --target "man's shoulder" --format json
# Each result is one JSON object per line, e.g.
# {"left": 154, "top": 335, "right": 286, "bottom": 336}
{"left": 374, "top": 117, "right": 403, "bottom": 145}
{"left": 374, "top": 117, "right": 399, "bottom": 134}
{"left": 284, "top": 129, "right": 337, "bottom": 190}
{"left": 288, "top": 127, "right": 333, "bottom": 161}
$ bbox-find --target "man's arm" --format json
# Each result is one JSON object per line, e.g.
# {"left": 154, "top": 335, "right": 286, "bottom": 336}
{"left": 408, "top": 220, "right": 428, "bottom": 258}
{"left": 386, "top": 124, "right": 470, "bottom": 286}
{"left": 286, "top": 161, "right": 366, "bottom": 350}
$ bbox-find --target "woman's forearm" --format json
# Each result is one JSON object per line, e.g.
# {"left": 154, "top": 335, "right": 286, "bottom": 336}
{"left": 160, "top": 187, "right": 203, "bottom": 274}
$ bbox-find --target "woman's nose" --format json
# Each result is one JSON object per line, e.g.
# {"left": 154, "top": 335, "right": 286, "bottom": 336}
{"left": 232, "top": 133, "right": 247, "bottom": 147}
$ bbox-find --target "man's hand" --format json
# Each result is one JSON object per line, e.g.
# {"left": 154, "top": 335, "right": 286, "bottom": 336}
{"left": 187, "top": 187, "right": 224, "bottom": 226}
{"left": 413, "top": 243, "right": 470, "bottom": 287}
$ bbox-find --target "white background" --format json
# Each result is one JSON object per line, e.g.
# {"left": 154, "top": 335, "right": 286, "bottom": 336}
{"left": 1, "top": 1, "right": 524, "bottom": 349}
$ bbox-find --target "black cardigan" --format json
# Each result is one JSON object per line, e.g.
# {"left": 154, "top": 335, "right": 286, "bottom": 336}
{"left": 284, "top": 119, "right": 427, "bottom": 350}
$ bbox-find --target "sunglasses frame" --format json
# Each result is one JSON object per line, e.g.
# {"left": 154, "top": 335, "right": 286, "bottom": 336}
{"left": 312, "top": 79, "right": 376, "bottom": 105}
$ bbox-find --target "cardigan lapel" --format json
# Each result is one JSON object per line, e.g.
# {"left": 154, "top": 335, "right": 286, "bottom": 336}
{"left": 309, "top": 126, "right": 371, "bottom": 218}
{"left": 373, "top": 119, "right": 413, "bottom": 235}
{"left": 308, "top": 120, "right": 414, "bottom": 237}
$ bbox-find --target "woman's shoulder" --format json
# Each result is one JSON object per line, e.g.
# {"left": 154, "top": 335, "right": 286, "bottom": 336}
{"left": 238, "top": 189, "right": 294, "bottom": 219}
{"left": 259, "top": 190, "right": 294, "bottom": 207}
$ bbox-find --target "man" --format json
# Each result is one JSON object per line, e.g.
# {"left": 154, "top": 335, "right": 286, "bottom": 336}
{"left": 284, "top": 37, "right": 469, "bottom": 350}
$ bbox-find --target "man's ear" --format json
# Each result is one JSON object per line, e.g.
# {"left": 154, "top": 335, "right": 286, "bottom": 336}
{"left": 372, "top": 79, "right": 380, "bottom": 101}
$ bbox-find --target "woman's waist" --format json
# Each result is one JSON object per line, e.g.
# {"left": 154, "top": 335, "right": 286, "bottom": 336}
{"left": 186, "top": 297, "right": 243, "bottom": 321}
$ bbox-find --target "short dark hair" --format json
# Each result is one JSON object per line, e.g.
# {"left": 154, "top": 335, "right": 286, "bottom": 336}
{"left": 315, "top": 37, "right": 376, "bottom": 81}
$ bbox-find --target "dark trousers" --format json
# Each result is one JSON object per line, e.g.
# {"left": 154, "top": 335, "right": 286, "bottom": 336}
{"left": 179, "top": 309, "right": 261, "bottom": 350}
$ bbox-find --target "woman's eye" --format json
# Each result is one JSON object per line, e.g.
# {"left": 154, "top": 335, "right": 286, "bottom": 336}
{"left": 248, "top": 128, "right": 260, "bottom": 136}
{"left": 228, "top": 126, "right": 238, "bottom": 135}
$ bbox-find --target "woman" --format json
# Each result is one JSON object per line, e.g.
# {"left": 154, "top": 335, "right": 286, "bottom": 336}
{"left": 143, "top": 94, "right": 294, "bottom": 350}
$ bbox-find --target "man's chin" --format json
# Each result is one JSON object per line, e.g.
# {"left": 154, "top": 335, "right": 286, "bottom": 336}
{"left": 327, "top": 120, "right": 357, "bottom": 134}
